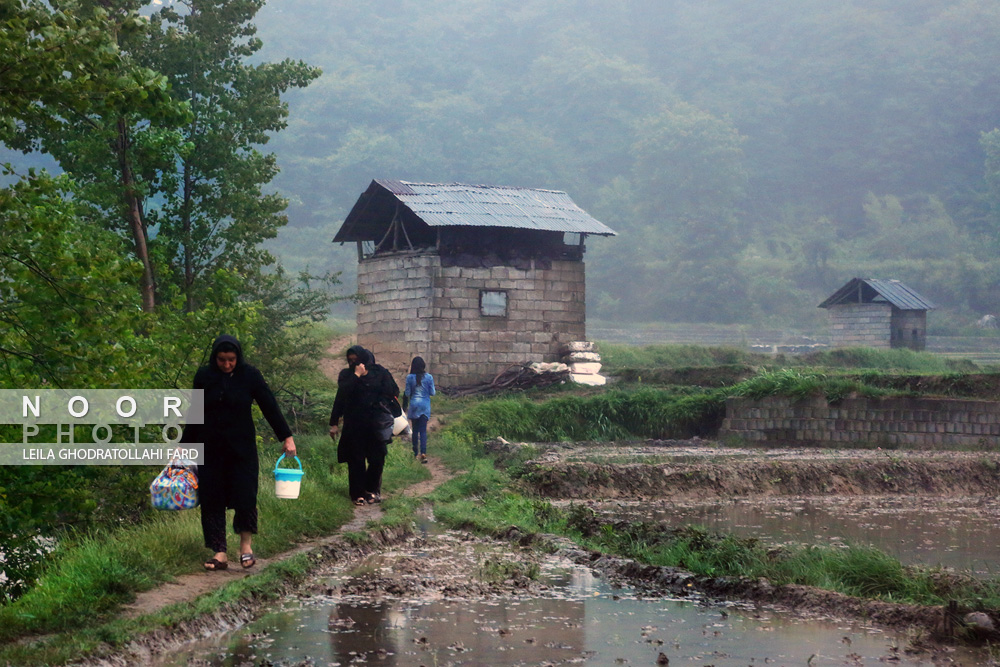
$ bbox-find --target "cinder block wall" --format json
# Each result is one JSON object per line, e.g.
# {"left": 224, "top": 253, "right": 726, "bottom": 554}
{"left": 892, "top": 309, "right": 927, "bottom": 350}
{"left": 720, "top": 395, "right": 1000, "bottom": 449}
{"left": 355, "top": 254, "right": 437, "bottom": 383}
{"left": 357, "top": 252, "right": 586, "bottom": 387}
{"left": 828, "top": 302, "right": 892, "bottom": 348}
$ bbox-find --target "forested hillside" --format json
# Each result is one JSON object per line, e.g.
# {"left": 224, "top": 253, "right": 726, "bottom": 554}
{"left": 256, "top": 0, "right": 1000, "bottom": 330}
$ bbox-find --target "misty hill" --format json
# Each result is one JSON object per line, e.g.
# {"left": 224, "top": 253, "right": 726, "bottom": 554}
{"left": 49, "top": 1, "right": 1000, "bottom": 329}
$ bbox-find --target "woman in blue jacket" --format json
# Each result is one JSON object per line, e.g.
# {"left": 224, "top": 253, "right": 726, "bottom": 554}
{"left": 403, "top": 356, "right": 435, "bottom": 463}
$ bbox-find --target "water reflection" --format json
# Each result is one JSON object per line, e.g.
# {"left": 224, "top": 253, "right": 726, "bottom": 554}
{"left": 590, "top": 496, "right": 1000, "bottom": 576}
{"left": 155, "top": 506, "right": 992, "bottom": 667}
{"left": 162, "top": 562, "right": 986, "bottom": 666}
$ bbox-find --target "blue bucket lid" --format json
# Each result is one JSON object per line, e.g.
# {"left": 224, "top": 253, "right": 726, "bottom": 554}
{"left": 274, "top": 454, "right": 304, "bottom": 480}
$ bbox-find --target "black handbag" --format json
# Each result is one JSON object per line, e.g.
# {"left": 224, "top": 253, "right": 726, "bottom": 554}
{"left": 372, "top": 396, "right": 400, "bottom": 443}
{"left": 374, "top": 404, "right": 395, "bottom": 443}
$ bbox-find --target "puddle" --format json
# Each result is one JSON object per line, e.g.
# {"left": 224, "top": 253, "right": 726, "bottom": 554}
{"left": 166, "top": 590, "right": 979, "bottom": 666}
{"left": 578, "top": 496, "right": 1000, "bottom": 576}
{"left": 158, "top": 513, "right": 989, "bottom": 666}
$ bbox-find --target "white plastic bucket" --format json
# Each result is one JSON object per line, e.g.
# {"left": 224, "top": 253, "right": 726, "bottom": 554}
{"left": 274, "top": 454, "right": 304, "bottom": 499}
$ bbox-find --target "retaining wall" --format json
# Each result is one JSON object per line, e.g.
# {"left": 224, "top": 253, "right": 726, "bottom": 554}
{"left": 720, "top": 395, "right": 1000, "bottom": 449}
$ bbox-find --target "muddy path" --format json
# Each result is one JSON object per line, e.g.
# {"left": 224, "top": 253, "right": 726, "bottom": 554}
{"left": 498, "top": 439, "right": 1000, "bottom": 500}
{"left": 82, "top": 462, "right": 452, "bottom": 667}
{"left": 317, "top": 333, "right": 356, "bottom": 381}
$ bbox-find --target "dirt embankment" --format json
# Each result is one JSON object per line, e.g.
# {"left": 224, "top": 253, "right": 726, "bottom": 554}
{"left": 845, "top": 372, "right": 1000, "bottom": 399}
{"left": 497, "top": 440, "right": 1000, "bottom": 500}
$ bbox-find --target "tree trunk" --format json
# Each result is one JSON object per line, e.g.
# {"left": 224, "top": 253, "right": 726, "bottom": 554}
{"left": 182, "top": 158, "right": 195, "bottom": 312}
{"left": 116, "top": 117, "right": 156, "bottom": 312}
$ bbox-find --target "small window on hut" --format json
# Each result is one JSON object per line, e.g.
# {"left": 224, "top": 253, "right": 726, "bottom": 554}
{"left": 480, "top": 290, "right": 508, "bottom": 317}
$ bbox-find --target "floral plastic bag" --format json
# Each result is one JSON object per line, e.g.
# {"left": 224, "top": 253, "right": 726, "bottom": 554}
{"left": 150, "top": 459, "right": 199, "bottom": 510}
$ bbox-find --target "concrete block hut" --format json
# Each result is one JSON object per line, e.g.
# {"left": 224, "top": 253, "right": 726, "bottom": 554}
{"left": 333, "top": 180, "right": 616, "bottom": 386}
{"left": 818, "top": 278, "right": 935, "bottom": 350}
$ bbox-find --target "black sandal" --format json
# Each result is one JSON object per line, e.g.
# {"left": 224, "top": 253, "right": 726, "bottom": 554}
{"left": 204, "top": 557, "right": 228, "bottom": 571}
{"left": 354, "top": 497, "right": 367, "bottom": 506}
{"left": 365, "top": 492, "right": 381, "bottom": 505}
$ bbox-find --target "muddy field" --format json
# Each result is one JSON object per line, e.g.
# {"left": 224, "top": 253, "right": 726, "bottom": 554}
{"left": 160, "top": 512, "right": 990, "bottom": 666}
{"left": 498, "top": 438, "right": 1000, "bottom": 500}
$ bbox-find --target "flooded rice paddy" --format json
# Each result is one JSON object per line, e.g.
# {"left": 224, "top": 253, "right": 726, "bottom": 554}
{"left": 160, "top": 513, "right": 988, "bottom": 667}
{"left": 572, "top": 496, "right": 1000, "bottom": 577}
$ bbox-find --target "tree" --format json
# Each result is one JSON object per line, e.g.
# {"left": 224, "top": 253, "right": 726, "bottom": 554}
{"left": 6, "top": 0, "right": 189, "bottom": 312}
{"left": 142, "top": 0, "right": 321, "bottom": 311}
{"left": 1, "top": 0, "right": 182, "bottom": 370}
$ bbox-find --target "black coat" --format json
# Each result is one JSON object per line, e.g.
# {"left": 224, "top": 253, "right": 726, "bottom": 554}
{"left": 185, "top": 335, "right": 292, "bottom": 511}
{"left": 329, "top": 345, "right": 399, "bottom": 463}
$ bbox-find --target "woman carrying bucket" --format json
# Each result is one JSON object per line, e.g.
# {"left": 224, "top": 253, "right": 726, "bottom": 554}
{"left": 328, "top": 345, "right": 399, "bottom": 505}
{"left": 184, "top": 335, "right": 296, "bottom": 571}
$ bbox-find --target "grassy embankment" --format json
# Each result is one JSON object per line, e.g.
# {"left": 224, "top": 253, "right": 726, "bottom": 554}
{"left": 600, "top": 341, "right": 982, "bottom": 374}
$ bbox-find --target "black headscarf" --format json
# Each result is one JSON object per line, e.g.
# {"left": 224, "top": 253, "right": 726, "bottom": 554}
{"left": 209, "top": 334, "right": 243, "bottom": 370}
{"left": 346, "top": 344, "right": 375, "bottom": 368}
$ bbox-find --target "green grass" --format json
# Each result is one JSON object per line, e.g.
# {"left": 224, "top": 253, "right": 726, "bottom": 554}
{"left": 797, "top": 347, "right": 978, "bottom": 374}
{"left": 598, "top": 342, "right": 980, "bottom": 377}
{"left": 597, "top": 342, "right": 759, "bottom": 370}
{"left": 444, "top": 386, "right": 728, "bottom": 442}
{"left": 729, "top": 368, "right": 900, "bottom": 402}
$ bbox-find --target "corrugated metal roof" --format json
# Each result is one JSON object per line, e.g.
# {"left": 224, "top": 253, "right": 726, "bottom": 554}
{"left": 818, "top": 278, "right": 935, "bottom": 310}
{"left": 334, "top": 180, "right": 616, "bottom": 242}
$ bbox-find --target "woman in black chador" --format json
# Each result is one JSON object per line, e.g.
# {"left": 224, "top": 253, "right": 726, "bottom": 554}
{"left": 328, "top": 345, "right": 399, "bottom": 505}
{"left": 186, "top": 335, "right": 296, "bottom": 571}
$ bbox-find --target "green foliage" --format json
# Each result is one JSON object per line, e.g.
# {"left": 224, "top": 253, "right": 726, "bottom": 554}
{"left": 250, "top": 0, "right": 1000, "bottom": 325}
{"left": 142, "top": 0, "right": 321, "bottom": 310}
{"left": 0, "top": 0, "right": 176, "bottom": 149}
{"left": 597, "top": 343, "right": 757, "bottom": 371}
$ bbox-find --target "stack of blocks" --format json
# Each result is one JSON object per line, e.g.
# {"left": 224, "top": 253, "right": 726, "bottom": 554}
{"left": 560, "top": 341, "right": 606, "bottom": 386}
